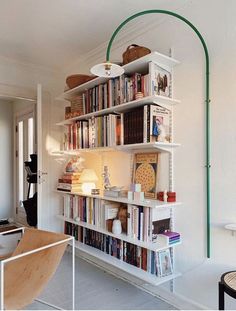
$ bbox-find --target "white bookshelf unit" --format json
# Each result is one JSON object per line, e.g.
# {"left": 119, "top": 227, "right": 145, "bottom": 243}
{"left": 55, "top": 51, "right": 181, "bottom": 285}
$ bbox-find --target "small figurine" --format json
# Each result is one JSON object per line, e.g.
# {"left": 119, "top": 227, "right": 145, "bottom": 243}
{"left": 163, "top": 190, "right": 168, "bottom": 202}
{"left": 102, "top": 166, "right": 111, "bottom": 189}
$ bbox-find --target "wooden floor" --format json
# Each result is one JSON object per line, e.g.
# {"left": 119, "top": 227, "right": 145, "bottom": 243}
{"left": 26, "top": 251, "right": 176, "bottom": 310}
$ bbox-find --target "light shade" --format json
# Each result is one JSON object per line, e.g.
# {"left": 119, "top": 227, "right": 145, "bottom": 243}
{"left": 90, "top": 62, "right": 124, "bottom": 78}
{"left": 79, "top": 169, "right": 98, "bottom": 183}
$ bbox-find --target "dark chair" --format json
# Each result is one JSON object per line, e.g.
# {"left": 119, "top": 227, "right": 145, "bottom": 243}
{"left": 219, "top": 271, "right": 236, "bottom": 310}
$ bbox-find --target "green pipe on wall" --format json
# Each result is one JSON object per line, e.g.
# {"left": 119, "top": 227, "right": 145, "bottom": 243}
{"left": 105, "top": 10, "right": 211, "bottom": 258}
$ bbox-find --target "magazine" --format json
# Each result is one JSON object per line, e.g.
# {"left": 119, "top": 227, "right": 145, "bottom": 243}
{"left": 150, "top": 105, "right": 171, "bottom": 143}
{"left": 149, "top": 62, "right": 171, "bottom": 97}
{"left": 133, "top": 153, "right": 159, "bottom": 199}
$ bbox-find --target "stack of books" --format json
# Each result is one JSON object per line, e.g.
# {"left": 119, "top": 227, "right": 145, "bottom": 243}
{"left": 160, "top": 231, "right": 181, "bottom": 246}
{"left": 57, "top": 172, "right": 82, "bottom": 192}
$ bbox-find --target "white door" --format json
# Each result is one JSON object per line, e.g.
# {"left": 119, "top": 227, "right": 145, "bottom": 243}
{"left": 15, "top": 109, "right": 36, "bottom": 225}
{"left": 37, "top": 84, "right": 49, "bottom": 229}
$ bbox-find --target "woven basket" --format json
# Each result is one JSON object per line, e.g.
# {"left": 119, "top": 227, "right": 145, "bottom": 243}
{"left": 66, "top": 74, "right": 95, "bottom": 89}
{"left": 122, "top": 44, "right": 151, "bottom": 65}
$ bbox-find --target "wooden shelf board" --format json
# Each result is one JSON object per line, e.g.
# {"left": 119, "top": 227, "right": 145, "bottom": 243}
{"left": 55, "top": 190, "right": 181, "bottom": 209}
{"left": 56, "top": 51, "right": 179, "bottom": 102}
{"left": 71, "top": 240, "right": 181, "bottom": 286}
{"left": 57, "top": 215, "right": 181, "bottom": 252}
{"left": 56, "top": 95, "right": 180, "bottom": 125}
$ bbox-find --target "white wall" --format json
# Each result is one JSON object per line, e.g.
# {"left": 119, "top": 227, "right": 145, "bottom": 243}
{"left": 0, "top": 100, "right": 13, "bottom": 218}
{"left": 59, "top": 0, "right": 236, "bottom": 309}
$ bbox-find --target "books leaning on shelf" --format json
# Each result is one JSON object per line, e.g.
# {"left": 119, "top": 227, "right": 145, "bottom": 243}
{"left": 61, "top": 194, "right": 180, "bottom": 245}
{"left": 67, "top": 62, "right": 172, "bottom": 117}
{"left": 63, "top": 114, "right": 121, "bottom": 150}
{"left": 64, "top": 222, "right": 173, "bottom": 277}
{"left": 80, "top": 72, "right": 150, "bottom": 115}
{"left": 122, "top": 104, "right": 171, "bottom": 145}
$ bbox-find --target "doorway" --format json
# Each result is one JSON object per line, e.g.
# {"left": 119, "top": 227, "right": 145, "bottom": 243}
{"left": 0, "top": 84, "right": 47, "bottom": 230}
{"left": 14, "top": 105, "right": 36, "bottom": 225}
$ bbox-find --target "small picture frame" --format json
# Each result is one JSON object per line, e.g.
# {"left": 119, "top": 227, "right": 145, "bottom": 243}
{"left": 158, "top": 249, "right": 173, "bottom": 277}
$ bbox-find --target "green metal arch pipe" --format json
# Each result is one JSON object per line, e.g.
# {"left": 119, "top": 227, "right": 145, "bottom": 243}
{"left": 106, "top": 10, "right": 211, "bottom": 258}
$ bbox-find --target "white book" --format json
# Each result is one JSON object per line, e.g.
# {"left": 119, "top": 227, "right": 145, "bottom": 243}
{"left": 132, "top": 206, "right": 139, "bottom": 239}
{"left": 143, "top": 207, "right": 149, "bottom": 242}
{"left": 120, "top": 241, "right": 123, "bottom": 261}
{"left": 127, "top": 204, "right": 132, "bottom": 237}
{"left": 140, "top": 212, "right": 144, "bottom": 242}
{"left": 143, "top": 105, "right": 148, "bottom": 143}
{"left": 73, "top": 196, "right": 78, "bottom": 219}
{"left": 104, "top": 203, "right": 120, "bottom": 220}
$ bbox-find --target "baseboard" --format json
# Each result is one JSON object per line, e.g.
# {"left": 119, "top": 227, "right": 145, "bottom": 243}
{"left": 73, "top": 248, "right": 208, "bottom": 310}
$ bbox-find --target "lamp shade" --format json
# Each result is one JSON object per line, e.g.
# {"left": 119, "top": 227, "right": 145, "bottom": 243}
{"left": 79, "top": 169, "right": 98, "bottom": 183}
{"left": 90, "top": 62, "right": 124, "bottom": 78}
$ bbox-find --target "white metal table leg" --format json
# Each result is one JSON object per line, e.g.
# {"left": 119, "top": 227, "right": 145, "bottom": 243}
{"left": 1, "top": 261, "right": 4, "bottom": 310}
{"left": 72, "top": 238, "right": 75, "bottom": 310}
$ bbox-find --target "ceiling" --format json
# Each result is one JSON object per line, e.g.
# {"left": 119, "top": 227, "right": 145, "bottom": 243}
{"left": 0, "top": 0, "right": 190, "bottom": 71}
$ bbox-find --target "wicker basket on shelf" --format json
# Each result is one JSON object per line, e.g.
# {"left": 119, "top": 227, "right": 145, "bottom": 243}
{"left": 122, "top": 44, "right": 151, "bottom": 65}
{"left": 66, "top": 74, "right": 95, "bottom": 89}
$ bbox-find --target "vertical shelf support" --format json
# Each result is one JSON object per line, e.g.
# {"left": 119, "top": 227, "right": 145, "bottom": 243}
{"left": 105, "top": 9, "right": 211, "bottom": 258}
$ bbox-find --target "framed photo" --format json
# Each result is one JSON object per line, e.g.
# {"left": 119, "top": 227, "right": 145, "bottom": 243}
{"left": 158, "top": 249, "right": 173, "bottom": 277}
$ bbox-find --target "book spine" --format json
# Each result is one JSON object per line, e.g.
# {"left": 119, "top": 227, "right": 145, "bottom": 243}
{"left": 143, "top": 105, "right": 147, "bottom": 143}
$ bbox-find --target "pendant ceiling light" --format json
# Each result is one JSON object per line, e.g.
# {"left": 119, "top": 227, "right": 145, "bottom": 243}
{"left": 90, "top": 62, "right": 124, "bottom": 78}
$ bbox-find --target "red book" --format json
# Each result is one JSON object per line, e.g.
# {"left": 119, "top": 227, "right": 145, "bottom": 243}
{"left": 141, "top": 248, "right": 147, "bottom": 271}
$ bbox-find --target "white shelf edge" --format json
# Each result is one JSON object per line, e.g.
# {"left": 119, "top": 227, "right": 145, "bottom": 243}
{"left": 70, "top": 240, "right": 181, "bottom": 286}
{"left": 56, "top": 95, "right": 180, "bottom": 125}
{"left": 55, "top": 189, "right": 182, "bottom": 209}
{"left": 56, "top": 51, "right": 180, "bottom": 102}
{"left": 51, "top": 142, "right": 181, "bottom": 156}
{"left": 57, "top": 215, "right": 181, "bottom": 252}
{"left": 117, "top": 142, "right": 180, "bottom": 153}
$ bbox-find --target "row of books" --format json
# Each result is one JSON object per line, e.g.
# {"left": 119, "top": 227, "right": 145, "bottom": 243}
{"left": 81, "top": 73, "right": 149, "bottom": 114}
{"left": 63, "top": 103, "right": 171, "bottom": 150}
{"left": 123, "top": 104, "right": 171, "bottom": 145}
{"left": 63, "top": 114, "right": 121, "bottom": 150}
{"left": 65, "top": 223, "right": 173, "bottom": 277}
{"left": 77, "top": 62, "right": 171, "bottom": 115}
{"left": 62, "top": 195, "right": 180, "bottom": 246}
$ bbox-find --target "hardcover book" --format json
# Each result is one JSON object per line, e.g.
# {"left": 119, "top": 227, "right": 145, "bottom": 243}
{"left": 149, "top": 105, "right": 171, "bottom": 143}
{"left": 133, "top": 153, "right": 159, "bottom": 199}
